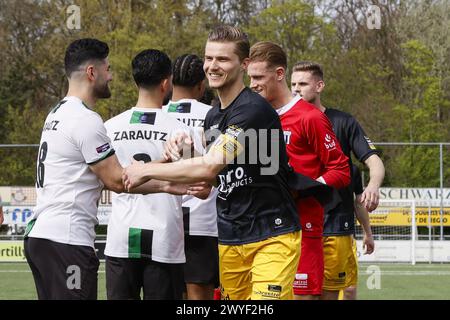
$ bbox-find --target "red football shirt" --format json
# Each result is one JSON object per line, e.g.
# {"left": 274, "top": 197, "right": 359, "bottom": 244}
{"left": 278, "top": 96, "right": 350, "bottom": 237}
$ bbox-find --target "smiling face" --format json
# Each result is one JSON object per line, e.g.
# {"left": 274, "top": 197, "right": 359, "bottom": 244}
{"left": 247, "top": 60, "right": 280, "bottom": 103}
{"left": 203, "top": 41, "right": 246, "bottom": 91}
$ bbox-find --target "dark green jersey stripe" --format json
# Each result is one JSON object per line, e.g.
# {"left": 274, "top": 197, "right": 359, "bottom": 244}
{"left": 128, "top": 228, "right": 153, "bottom": 258}
{"left": 24, "top": 219, "right": 36, "bottom": 238}
{"left": 128, "top": 228, "right": 141, "bottom": 258}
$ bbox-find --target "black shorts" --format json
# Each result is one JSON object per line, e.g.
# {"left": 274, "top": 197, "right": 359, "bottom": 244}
{"left": 24, "top": 237, "right": 99, "bottom": 300}
{"left": 105, "top": 256, "right": 184, "bottom": 300}
{"left": 184, "top": 235, "right": 219, "bottom": 286}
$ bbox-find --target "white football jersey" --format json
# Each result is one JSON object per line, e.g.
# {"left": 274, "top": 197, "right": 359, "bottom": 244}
{"left": 104, "top": 107, "right": 191, "bottom": 263}
{"left": 28, "top": 96, "right": 114, "bottom": 248}
{"left": 163, "top": 99, "right": 218, "bottom": 237}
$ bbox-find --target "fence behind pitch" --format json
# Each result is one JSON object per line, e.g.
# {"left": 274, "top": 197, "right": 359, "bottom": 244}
{"left": 356, "top": 199, "right": 450, "bottom": 264}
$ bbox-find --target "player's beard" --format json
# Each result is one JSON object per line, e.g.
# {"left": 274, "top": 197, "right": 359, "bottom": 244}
{"left": 93, "top": 81, "right": 111, "bottom": 99}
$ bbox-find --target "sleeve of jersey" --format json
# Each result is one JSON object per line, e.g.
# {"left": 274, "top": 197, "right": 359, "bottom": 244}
{"left": 352, "top": 165, "right": 364, "bottom": 195}
{"left": 305, "top": 112, "right": 350, "bottom": 189}
{"left": 73, "top": 113, "right": 115, "bottom": 165}
{"left": 347, "top": 116, "right": 380, "bottom": 162}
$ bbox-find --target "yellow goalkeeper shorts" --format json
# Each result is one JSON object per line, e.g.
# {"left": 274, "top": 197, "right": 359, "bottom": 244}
{"left": 219, "top": 231, "right": 301, "bottom": 300}
{"left": 323, "top": 235, "right": 358, "bottom": 291}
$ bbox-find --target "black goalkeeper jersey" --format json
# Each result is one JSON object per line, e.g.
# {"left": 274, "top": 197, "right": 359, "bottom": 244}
{"left": 204, "top": 88, "right": 300, "bottom": 245}
{"left": 323, "top": 108, "right": 380, "bottom": 236}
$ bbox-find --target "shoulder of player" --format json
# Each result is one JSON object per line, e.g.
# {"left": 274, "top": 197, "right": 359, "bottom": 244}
{"left": 61, "top": 104, "right": 105, "bottom": 131}
{"left": 295, "top": 100, "right": 327, "bottom": 122}
{"left": 189, "top": 99, "right": 213, "bottom": 111}
{"left": 104, "top": 109, "right": 132, "bottom": 128}
{"left": 325, "top": 107, "right": 354, "bottom": 122}
{"left": 234, "top": 90, "right": 273, "bottom": 116}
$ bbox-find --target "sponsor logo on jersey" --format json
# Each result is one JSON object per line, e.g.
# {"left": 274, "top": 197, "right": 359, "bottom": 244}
{"left": 296, "top": 273, "right": 308, "bottom": 280}
{"left": 113, "top": 130, "right": 167, "bottom": 142}
{"left": 42, "top": 120, "right": 60, "bottom": 132}
{"left": 254, "top": 289, "right": 281, "bottom": 299}
{"left": 130, "top": 111, "right": 156, "bottom": 125}
{"left": 293, "top": 273, "right": 308, "bottom": 289}
{"left": 168, "top": 102, "right": 191, "bottom": 113}
{"left": 324, "top": 133, "right": 336, "bottom": 150}
{"left": 268, "top": 285, "right": 282, "bottom": 292}
{"left": 274, "top": 217, "right": 285, "bottom": 229}
{"left": 364, "top": 136, "right": 377, "bottom": 150}
{"left": 283, "top": 130, "right": 292, "bottom": 145}
{"left": 305, "top": 222, "right": 312, "bottom": 229}
{"left": 177, "top": 118, "right": 204, "bottom": 127}
{"left": 217, "top": 167, "right": 253, "bottom": 199}
{"left": 96, "top": 142, "right": 111, "bottom": 154}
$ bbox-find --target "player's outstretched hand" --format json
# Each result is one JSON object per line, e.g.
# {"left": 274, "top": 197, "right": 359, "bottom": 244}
{"left": 360, "top": 184, "right": 379, "bottom": 212}
{"left": 363, "top": 233, "right": 375, "bottom": 255}
{"left": 123, "top": 160, "right": 149, "bottom": 191}
{"left": 163, "top": 132, "right": 193, "bottom": 162}
{"left": 187, "top": 182, "right": 212, "bottom": 200}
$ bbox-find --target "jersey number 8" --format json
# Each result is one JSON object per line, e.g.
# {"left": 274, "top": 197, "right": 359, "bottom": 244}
{"left": 36, "top": 141, "right": 48, "bottom": 188}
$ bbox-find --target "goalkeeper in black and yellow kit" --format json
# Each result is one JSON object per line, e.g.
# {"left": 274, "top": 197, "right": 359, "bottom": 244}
{"left": 123, "top": 25, "right": 302, "bottom": 300}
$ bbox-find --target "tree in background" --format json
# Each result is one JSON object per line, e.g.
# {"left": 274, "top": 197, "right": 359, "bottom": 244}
{"left": 0, "top": 0, "right": 448, "bottom": 187}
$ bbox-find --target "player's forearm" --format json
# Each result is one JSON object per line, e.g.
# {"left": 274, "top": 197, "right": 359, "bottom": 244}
{"left": 355, "top": 202, "right": 372, "bottom": 236}
{"left": 128, "top": 180, "right": 166, "bottom": 194}
{"left": 365, "top": 155, "right": 385, "bottom": 189}
{"left": 144, "top": 157, "right": 218, "bottom": 184}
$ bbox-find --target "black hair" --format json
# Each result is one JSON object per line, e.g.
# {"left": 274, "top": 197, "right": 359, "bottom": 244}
{"left": 132, "top": 49, "right": 172, "bottom": 89}
{"left": 64, "top": 38, "right": 109, "bottom": 77}
{"left": 172, "top": 54, "right": 205, "bottom": 87}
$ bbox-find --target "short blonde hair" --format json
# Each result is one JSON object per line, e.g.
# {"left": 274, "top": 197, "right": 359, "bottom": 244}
{"left": 207, "top": 25, "right": 249, "bottom": 61}
{"left": 249, "top": 41, "right": 287, "bottom": 70}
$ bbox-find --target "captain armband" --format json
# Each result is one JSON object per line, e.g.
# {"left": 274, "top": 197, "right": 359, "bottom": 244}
{"left": 210, "top": 129, "right": 244, "bottom": 162}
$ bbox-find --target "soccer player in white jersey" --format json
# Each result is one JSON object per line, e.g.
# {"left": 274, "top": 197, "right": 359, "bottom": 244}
{"left": 24, "top": 39, "right": 186, "bottom": 300}
{"left": 104, "top": 49, "right": 202, "bottom": 300}
{"left": 162, "top": 54, "right": 219, "bottom": 300}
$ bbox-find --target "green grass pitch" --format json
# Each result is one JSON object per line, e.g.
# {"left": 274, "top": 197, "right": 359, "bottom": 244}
{"left": 1, "top": 262, "right": 450, "bottom": 300}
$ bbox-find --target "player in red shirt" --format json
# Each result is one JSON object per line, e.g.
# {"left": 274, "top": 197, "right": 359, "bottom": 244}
{"left": 248, "top": 41, "right": 350, "bottom": 300}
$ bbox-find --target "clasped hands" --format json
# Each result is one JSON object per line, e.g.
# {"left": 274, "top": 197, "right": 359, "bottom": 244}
{"left": 122, "top": 132, "right": 211, "bottom": 199}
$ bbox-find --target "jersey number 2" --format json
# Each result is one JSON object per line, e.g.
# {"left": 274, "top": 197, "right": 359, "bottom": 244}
{"left": 36, "top": 142, "right": 48, "bottom": 188}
